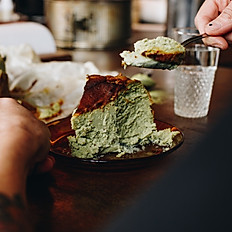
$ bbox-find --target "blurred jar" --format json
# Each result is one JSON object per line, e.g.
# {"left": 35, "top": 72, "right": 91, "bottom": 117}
{"left": 166, "top": 0, "right": 204, "bottom": 37}
{"left": 44, "top": 0, "right": 131, "bottom": 49}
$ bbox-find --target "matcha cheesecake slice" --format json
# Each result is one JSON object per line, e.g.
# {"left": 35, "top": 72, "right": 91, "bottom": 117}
{"left": 120, "top": 36, "right": 185, "bottom": 70}
{"left": 68, "top": 74, "right": 179, "bottom": 159}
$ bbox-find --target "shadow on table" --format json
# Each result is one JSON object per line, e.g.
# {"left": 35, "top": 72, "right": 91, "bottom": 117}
{"left": 102, "top": 103, "right": 232, "bottom": 232}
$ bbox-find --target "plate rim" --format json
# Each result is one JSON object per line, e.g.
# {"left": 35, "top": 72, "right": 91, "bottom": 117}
{"left": 48, "top": 116, "right": 184, "bottom": 168}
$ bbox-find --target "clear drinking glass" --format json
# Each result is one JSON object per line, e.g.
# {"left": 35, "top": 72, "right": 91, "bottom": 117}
{"left": 172, "top": 28, "right": 220, "bottom": 118}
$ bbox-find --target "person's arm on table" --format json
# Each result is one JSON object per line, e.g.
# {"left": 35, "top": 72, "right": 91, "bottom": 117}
{"left": 0, "top": 98, "right": 55, "bottom": 232}
{"left": 195, "top": 0, "right": 232, "bottom": 49}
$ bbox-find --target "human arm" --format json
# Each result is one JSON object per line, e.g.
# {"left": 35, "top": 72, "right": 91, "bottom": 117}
{"left": 0, "top": 98, "right": 54, "bottom": 231}
{"left": 195, "top": 0, "right": 232, "bottom": 49}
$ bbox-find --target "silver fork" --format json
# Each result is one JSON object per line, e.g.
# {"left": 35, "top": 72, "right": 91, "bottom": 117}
{"left": 181, "top": 33, "right": 208, "bottom": 47}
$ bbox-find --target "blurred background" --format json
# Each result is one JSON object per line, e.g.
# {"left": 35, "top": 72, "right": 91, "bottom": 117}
{"left": 11, "top": 0, "right": 204, "bottom": 34}
{"left": 0, "top": 0, "right": 229, "bottom": 66}
{"left": 7, "top": 0, "right": 204, "bottom": 47}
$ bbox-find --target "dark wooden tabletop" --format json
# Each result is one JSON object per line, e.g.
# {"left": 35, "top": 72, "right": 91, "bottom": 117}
{"left": 28, "top": 29, "right": 232, "bottom": 232}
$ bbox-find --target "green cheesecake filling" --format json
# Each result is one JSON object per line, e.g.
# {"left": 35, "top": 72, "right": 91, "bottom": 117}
{"left": 120, "top": 37, "right": 185, "bottom": 70}
{"left": 68, "top": 80, "right": 178, "bottom": 159}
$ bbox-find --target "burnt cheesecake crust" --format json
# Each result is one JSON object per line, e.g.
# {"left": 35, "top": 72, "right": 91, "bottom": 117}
{"left": 69, "top": 74, "right": 179, "bottom": 159}
{"left": 74, "top": 74, "right": 135, "bottom": 116}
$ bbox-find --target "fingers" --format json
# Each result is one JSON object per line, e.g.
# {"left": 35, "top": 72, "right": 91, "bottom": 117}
{"left": 34, "top": 155, "right": 55, "bottom": 174}
{"left": 204, "top": 1, "right": 232, "bottom": 49}
{"left": 205, "top": 1, "right": 232, "bottom": 35}
{"left": 195, "top": 0, "right": 232, "bottom": 49}
{"left": 224, "top": 31, "right": 232, "bottom": 44}
{"left": 0, "top": 98, "right": 53, "bottom": 174}
{"left": 202, "top": 31, "right": 232, "bottom": 50}
{"left": 202, "top": 36, "right": 229, "bottom": 50}
{"left": 195, "top": 0, "right": 220, "bottom": 34}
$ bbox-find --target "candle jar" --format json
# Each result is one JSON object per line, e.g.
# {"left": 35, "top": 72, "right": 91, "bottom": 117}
{"left": 44, "top": 0, "right": 131, "bottom": 49}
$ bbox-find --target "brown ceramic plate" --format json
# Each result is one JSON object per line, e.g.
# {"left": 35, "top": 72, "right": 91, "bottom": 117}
{"left": 48, "top": 116, "right": 184, "bottom": 170}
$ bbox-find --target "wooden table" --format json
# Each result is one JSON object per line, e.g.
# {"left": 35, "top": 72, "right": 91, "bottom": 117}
{"left": 28, "top": 30, "right": 232, "bottom": 232}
